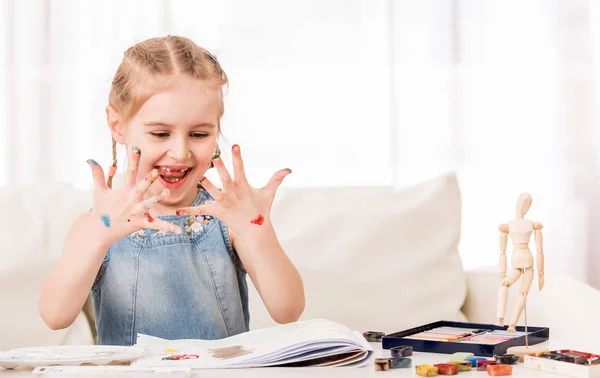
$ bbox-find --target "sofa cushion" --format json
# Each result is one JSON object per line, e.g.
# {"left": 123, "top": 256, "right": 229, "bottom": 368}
{"left": 0, "top": 184, "right": 94, "bottom": 349}
{"left": 0, "top": 172, "right": 466, "bottom": 347}
{"left": 463, "top": 266, "right": 600, "bottom": 352}
{"left": 247, "top": 172, "right": 468, "bottom": 333}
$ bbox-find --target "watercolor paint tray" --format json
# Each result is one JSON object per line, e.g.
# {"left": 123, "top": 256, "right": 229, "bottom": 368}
{"left": 524, "top": 350, "right": 600, "bottom": 378}
{"left": 382, "top": 320, "right": 549, "bottom": 357}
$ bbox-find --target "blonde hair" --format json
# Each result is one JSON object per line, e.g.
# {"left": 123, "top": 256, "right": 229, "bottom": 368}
{"left": 106, "top": 35, "right": 228, "bottom": 188}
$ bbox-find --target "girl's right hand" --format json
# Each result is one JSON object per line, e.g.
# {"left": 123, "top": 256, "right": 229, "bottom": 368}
{"left": 85, "top": 146, "right": 182, "bottom": 246}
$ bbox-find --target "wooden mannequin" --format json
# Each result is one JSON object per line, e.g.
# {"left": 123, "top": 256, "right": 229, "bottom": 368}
{"left": 496, "top": 192, "right": 545, "bottom": 332}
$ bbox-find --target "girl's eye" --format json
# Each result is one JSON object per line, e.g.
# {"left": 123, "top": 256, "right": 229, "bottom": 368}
{"left": 150, "top": 132, "right": 208, "bottom": 139}
{"left": 151, "top": 132, "right": 169, "bottom": 139}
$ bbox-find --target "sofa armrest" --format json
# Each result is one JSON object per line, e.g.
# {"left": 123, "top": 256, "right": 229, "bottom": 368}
{"left": 0, "top": 261, "right": 94, "bottom": 349}
{"left": 462, "top": 266, "right": 600, "bottom": 351}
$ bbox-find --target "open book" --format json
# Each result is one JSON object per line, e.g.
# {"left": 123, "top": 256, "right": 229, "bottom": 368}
{"left": 131, "top": 319, "right": 374, "bottom": 369}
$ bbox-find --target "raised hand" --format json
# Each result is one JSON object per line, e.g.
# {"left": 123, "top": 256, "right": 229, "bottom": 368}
{"left": 87, "top": 146, "right": 181, "bottom": 245}
{"left": 176, "top": 144, "right": 291, "bottom": 235}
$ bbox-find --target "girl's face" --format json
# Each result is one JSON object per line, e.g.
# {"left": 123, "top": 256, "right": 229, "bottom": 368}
{"left": 110, "top": 77, "right": 222, "bottom": 209}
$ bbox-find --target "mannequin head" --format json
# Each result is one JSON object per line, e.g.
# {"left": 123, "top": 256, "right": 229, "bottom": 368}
{"left": 516, "top": 192, "right": 532, "bottom": 219}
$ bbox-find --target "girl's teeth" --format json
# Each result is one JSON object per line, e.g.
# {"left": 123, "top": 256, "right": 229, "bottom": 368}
{"left": 158, "top": 167, "right": 188, "bottom": 172}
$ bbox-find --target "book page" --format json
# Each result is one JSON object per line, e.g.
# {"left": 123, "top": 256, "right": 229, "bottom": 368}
{"left": 132, "top": 319, "right": 372, "bottom": 368}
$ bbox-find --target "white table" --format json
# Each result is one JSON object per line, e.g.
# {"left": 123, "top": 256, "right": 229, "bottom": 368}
{"left": 0, "top": 340, "right": 582, "bottom": 377}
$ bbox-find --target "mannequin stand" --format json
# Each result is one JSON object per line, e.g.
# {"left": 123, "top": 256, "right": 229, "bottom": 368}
{"left": 506, "top": 270, "right": 548, "bottom": 361}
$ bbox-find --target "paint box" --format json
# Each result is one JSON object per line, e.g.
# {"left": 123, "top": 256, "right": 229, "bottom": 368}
{"left": 524, "top": 350, "right": 600, "bottom": 378}
{"left": 382, "top": 320, "right": 549, "bottom": 357}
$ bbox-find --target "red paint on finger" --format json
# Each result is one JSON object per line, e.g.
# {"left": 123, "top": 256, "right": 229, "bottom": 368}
{"left": 176, "top": 209, "right": 184, "bottom": 216}
{"left": 250, "top": 214, "right": 265, "bottom": 225}
{"left": 200, "top": 176, "right": 206, "bottom": 182}
{"left": 145, "top": 212, "right": 155, "bottom": 223}
{"left": 232, "top": 144, "right": 240, "bottom": 151}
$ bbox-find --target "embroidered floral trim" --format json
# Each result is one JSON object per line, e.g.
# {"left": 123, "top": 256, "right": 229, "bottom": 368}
{"left": 130, "top": 229, "right": 148, "bottom": 239}
{"left": 152, "top": 230, "right": 168, "bottom": 237}
{"left": 183, "top": 215, "right": 213, "bottom": 236}
{"left": 127, "top": 214, "right": 214, "bottom": 239}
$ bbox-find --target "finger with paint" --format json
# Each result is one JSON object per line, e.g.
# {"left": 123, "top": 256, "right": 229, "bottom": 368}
{"left": 126, "top": 146, "right": 142, "bottom": 187}
{"left": 131, "top": 189, "right": 171, "bottom": 216}
{"left": 130, "top": 212, "right": 182, "bottom": 234}
{"left": 131, "top": 168, "right": 160, "bottom": 198}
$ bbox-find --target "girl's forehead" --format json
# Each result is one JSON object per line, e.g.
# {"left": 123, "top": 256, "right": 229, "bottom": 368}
{"left": 136, "top": 78, "right": 222, "bottom": 125}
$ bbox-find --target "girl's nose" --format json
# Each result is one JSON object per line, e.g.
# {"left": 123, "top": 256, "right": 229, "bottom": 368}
{"left": 167, "top": 147, "right": 190, "bottom": 161}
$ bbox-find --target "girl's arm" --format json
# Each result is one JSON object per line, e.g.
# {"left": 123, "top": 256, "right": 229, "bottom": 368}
{"left": 230, "top": 225, "right": 305, "bottom": 324}
{"left": 39, "top": 152, "right": 179, "bottom": 330}
{"left": 176, "top": 145, "right": 306, "bottom": 325}
{"left": 39, "top": 212, "right": 112, "bottom": 330}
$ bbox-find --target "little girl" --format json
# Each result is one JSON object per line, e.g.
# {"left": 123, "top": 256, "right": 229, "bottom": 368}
{"left": 39, "top": 35, "right": 305, "bottom": 346}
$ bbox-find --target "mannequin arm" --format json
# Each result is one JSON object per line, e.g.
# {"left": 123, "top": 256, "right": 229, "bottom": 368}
{"left": 534, "top": 222, "right": 544, "bottom": 275}
{"left": 498, "top": 223, "right": 508, "bottom": 278}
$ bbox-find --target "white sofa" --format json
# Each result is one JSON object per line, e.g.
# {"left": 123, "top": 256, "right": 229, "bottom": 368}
{"left": 1, "top": 172, "right": 598, "bottom": 352}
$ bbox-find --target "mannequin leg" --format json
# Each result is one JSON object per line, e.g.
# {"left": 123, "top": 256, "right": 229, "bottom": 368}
{"left": 507, "top": 268, "right": 534, "bottom": 332}
{"left": 497, "top": 268, "right": 522, "bottom": 326}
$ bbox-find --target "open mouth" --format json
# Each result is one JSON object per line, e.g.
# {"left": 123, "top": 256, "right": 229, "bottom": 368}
{"left": 155, "top": 166, "right": 193, "bottom": 184}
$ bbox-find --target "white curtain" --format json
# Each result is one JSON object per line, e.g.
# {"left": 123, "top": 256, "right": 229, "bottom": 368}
{"left": 2, "top": 0, "right": 599, "bottom": 287}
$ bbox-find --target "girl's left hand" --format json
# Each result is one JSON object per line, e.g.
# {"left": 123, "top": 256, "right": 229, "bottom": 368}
{"left": 176, "top": 144, "right": 291, "bottom": 234}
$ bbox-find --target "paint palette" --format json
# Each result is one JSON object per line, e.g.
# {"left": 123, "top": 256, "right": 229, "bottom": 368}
{"left": 382, "top": 320, "right": 549, "bottom": 357}
{"left": 524, "top": 350, "right": 600, "bottom": 378}
{"left": 0, "top": 345, "right": 147, "bottom": 369}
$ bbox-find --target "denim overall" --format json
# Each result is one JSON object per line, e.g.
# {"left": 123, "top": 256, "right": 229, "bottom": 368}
{"left": 91, "top": 189, "right": 250, "bottom": 346}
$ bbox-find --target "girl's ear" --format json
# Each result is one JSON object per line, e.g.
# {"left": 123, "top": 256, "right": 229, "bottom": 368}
{"left": 106, "top": 105, "right": 126, "bottom": 144}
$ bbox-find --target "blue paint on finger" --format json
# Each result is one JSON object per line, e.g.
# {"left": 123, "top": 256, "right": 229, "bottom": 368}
{"left": 100, "top": 214, "right": 111, "bottom": 227}
{"left": 87, "top": 159, "right": 100, "bottom": 166}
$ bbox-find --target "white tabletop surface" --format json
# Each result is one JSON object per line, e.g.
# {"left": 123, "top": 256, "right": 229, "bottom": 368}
{"left": 0, "top": 339, "right": 587, "bottom": 377}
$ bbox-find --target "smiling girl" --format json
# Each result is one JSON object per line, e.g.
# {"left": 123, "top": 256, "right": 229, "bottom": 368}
{"left": 39, "top": 35, "right": 305, "bottom": 346}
